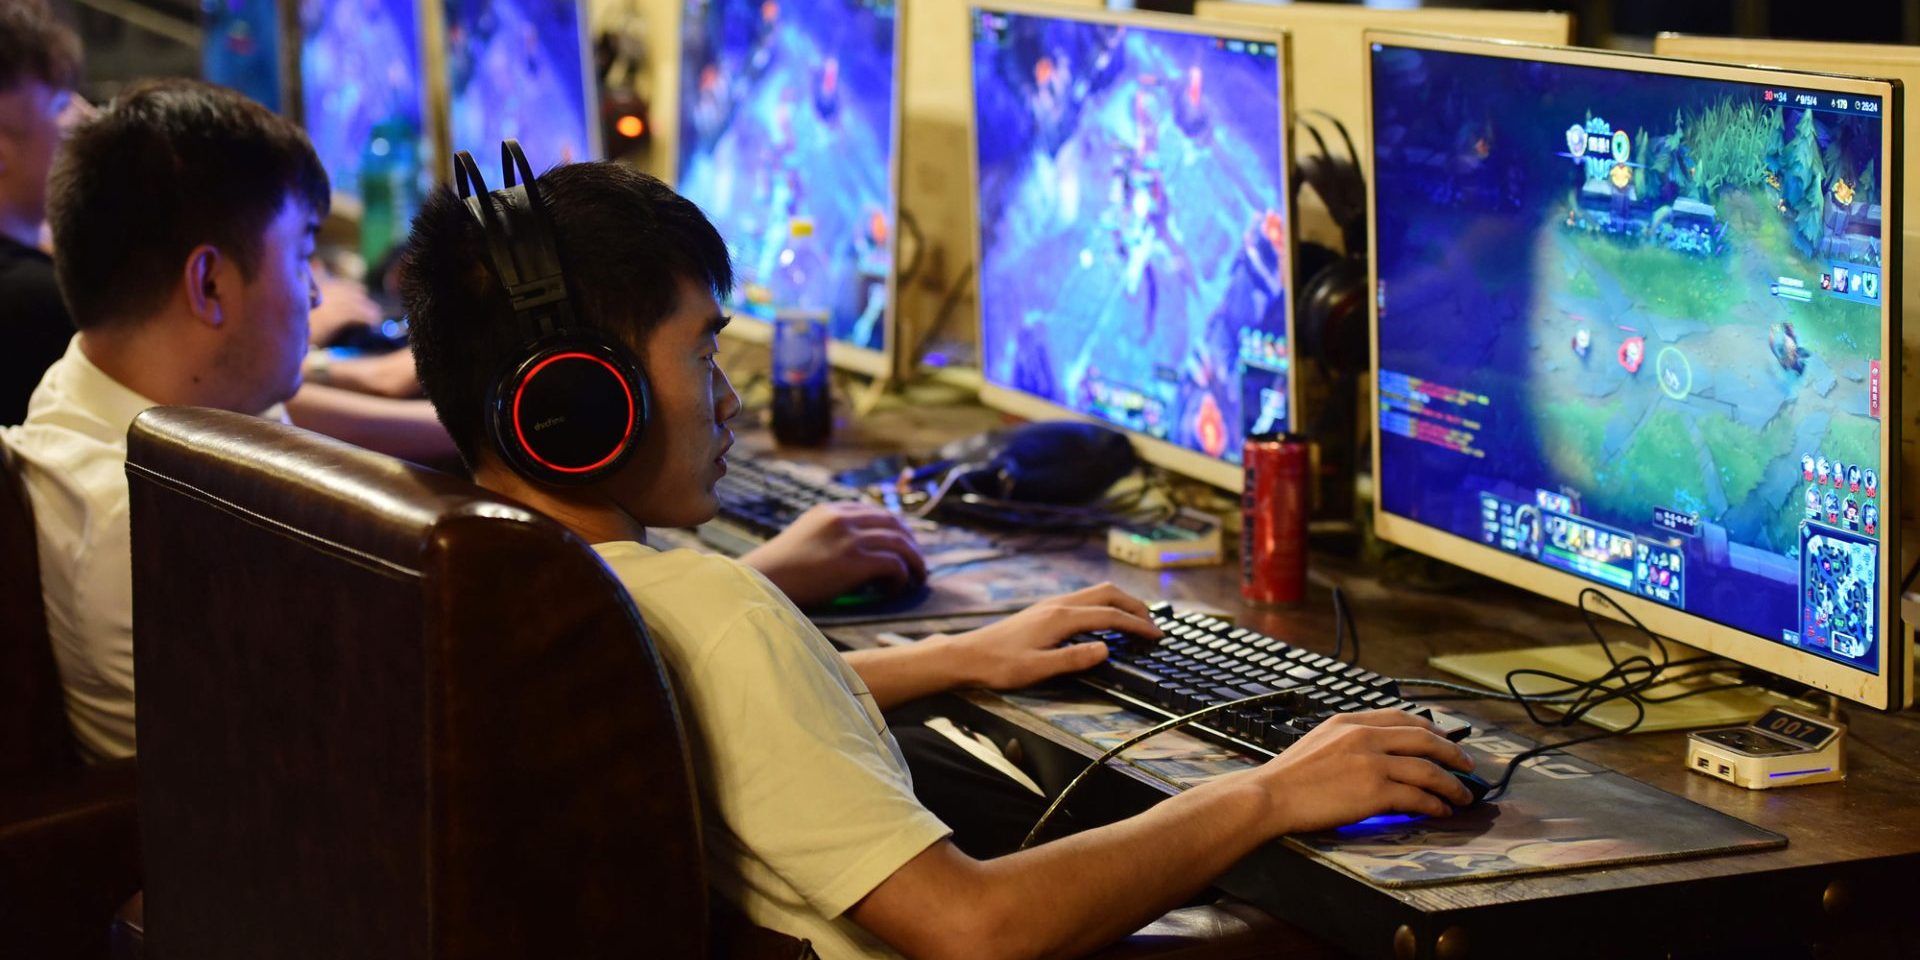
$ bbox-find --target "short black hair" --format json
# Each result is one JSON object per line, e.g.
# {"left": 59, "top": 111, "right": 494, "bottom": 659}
{"left": 0, "top": 0, "right": 80, "bottom": 94}
{"left": 402, "top": 160, "right": 733, "bottom": 469}
{"left": 46, "top": 78, "right": 329, "bottom": 329}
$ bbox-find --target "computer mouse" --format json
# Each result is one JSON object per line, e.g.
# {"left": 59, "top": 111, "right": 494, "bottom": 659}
{"left": 1450, "top": 769, "right": 1494, "bottom": 808}
{"left": 817, "top": 577, "right": 933, "bottom": 616}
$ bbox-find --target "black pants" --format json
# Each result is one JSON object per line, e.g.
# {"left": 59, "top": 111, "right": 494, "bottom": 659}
{"left": 894, "top": 723, "right": 1069, "bottom": 859}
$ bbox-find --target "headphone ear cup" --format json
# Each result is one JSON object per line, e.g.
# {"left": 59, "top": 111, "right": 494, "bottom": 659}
{"left": 1301, "top": 256, "right": 1369, "bottom": 376}
{"left": 489, "top": 336, "right": 650, "bottom": 484}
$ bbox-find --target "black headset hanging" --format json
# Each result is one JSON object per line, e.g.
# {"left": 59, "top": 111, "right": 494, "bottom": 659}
{"left": 456, "top": 140, "right": 651, "bottom": 485}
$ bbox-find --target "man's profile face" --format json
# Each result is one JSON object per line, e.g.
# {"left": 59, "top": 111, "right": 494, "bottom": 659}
{"left": 213, "top": 196, "right": 320, "bottom": 412}
{"left": 0, "top": 82, "right": 83, "bottom": 227}
{"left": 605, "top": 274, "right": 741, "bottom": 529}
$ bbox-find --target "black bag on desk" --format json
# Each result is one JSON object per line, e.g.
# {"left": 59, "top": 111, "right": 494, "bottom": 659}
{"left": 937, "top": 420, "right": 1137, "bottom": 504}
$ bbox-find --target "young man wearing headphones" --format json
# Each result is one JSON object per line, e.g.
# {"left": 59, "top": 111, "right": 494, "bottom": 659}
{"left": 402, "top": 154, "right": 1476, "bottom": 959}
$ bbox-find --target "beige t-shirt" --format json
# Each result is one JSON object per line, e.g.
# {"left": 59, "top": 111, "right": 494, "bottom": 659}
{"left": 593, "top": 540, "right": 951, "bottom": 960}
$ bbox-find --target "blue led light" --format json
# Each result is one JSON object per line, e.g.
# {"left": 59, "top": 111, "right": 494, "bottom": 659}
{"left": 1336, "top": 813, "right": 1425, "bottom": 834}
{"left": 1768, "top": 767, "right": 1833, "bottom": 778}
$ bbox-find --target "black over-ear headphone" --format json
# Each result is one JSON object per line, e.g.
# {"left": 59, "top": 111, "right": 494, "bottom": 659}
{"left": 1292, "top": 110, "right": 1369, "bottom": 377}
{"left": 456, "top": 140, "right": 651, "bottom": 485}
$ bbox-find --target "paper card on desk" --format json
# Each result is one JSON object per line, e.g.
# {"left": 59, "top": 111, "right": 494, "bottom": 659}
{"left": 1287, "top": 727, "right": 1786, "bottom": 888}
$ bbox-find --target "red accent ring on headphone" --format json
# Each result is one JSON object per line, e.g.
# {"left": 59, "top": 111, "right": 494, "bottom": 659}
{"left": 510, "top": 351, "right": 636, "bottom": 474}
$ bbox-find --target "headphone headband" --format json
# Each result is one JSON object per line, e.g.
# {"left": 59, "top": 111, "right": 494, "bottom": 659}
{"left": 453, "top": 139, "right": 576, "bottom": 343}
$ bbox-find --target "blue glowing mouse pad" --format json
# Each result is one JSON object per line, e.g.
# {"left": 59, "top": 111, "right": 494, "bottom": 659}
{"left": 1003, "top": 690, "right": 1784, "bottom": 888}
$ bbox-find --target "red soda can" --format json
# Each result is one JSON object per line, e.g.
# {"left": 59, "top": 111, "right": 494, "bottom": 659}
{"left": 1242, "top": 433, "right": 1308, "bottom": 606}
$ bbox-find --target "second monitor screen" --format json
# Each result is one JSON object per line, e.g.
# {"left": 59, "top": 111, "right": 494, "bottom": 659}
{"left": 1372, "top": 42, "right": 1891, "bottom": 672}
{"left": 446, "top": 0, "right": 596, "bottom": 167}
{"left": 972, "top": 9, "right": 1291, "bottom": 465}
{"left": 677, "top": 0, "right": 900, "bottom": 355}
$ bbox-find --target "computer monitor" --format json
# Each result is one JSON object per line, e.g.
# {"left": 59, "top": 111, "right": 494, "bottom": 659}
{"left": 969, "top": 2, "right": 1294, "bottom": 492}
{"left": 1654, "top": 36, "right": 1920, "bottom": 548}
{"left": 204, "top": 0, "right": 289, "bottom": 113}
{"left": 444, "top": 0, "right": 600, "bottom": 166}
{"left": 298, "top": 0, "right": 435, "bottom": 266}
{"left": 1193, "top": 2, "right": 1569, "bottom": 251}
{"left": 674, "top": 0, "right": 903, "bottom": 379}
{"left": 1367, "top": 32, "right": 1907, "bottom": 712}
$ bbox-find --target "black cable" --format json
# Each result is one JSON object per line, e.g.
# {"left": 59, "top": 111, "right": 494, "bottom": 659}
{"left": 1474, "top": 589, "right": 1752, "bottom": 800}
{"left": 1019, "top": 687, "right": 1311, "bottom": 850}
{"left": 1330, "top": 585, "right": 1359, "bottom": 666}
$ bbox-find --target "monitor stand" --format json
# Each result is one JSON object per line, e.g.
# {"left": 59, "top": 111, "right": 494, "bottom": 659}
{"left": 1430, "top": 642, "right": 1803, "bottom": 733}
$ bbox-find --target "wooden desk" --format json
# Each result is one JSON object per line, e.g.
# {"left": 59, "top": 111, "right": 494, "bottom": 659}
{"left": 748, "top": 404, "right": 1920, "bottom": 960}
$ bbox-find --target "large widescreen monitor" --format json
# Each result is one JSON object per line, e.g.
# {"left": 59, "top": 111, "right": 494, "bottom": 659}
{"left": 675, "top": 0, "right": 903, "bottom": 378}
{"left": 1655, "top": 35, "right": 1920, "bottom": 543}
{"left": 970, "top": 2, "right": 1293, "bottom": 492}
{"left": 1367, "top": 32, "right": 1906, "bottom": 709}
{"left": 445, "top": 0, "right": 599, "bottom": 167}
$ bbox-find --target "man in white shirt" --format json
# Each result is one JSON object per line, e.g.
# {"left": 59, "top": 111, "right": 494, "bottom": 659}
{"left": 1, "top": 75, "right": 453, "bottom": 764}
{"left": 400, "top": 159, "right": 1476, "bottom": 959}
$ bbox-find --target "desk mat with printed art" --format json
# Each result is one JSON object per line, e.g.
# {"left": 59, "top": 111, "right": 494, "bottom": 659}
{"left": 1004, "top": 689, "right": 1785, "bottom": 888}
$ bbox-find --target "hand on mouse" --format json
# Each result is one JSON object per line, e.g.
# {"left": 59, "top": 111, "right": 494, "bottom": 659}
{"left": 933, "top": 582, "right": 1163, "bottom": 691}
{"left": 742, "top": 502, "right": 926, "bottom": 609}
{"left": 1241, "top": 710, "right": 1477, "bottom": 833}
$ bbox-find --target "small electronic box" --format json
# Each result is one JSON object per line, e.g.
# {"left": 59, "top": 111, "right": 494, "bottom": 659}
{"left": 1686, "top": 707, "right": 1845, "bottom": 789}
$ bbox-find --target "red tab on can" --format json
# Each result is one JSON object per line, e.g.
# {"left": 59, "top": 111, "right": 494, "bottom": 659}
{"left": 1869, "top": 360, "right": 1882, "bottom": 419}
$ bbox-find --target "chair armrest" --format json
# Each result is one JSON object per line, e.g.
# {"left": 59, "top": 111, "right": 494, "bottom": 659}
{"left": 0, "top": 758, "right": 143, "bottom": 960}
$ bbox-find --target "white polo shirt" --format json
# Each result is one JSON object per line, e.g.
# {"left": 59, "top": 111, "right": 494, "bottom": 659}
{"left": 2, "top": 337, "right": 282, "bottom": 763}
{"left": 593, "top": 540, "right": 951, "bottom": 960}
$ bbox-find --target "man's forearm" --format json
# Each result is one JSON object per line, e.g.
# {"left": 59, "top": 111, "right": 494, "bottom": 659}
{"left": 855, "top": 771, "right": 1278, "bottom": 960}
{"left": 285, "top": 383, "right": 456, "bottom": 463}
{"left": 843, "top": 638, "right": 973, "bottom": 711}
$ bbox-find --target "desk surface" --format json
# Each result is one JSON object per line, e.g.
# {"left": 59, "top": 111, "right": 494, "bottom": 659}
{"left": 739, "top": 400, "right": 1920, "bottom": 957}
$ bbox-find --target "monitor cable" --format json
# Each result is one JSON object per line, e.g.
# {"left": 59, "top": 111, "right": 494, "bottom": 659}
{"left": 1391, "top": 588, "right": 1749, "bottom": 800}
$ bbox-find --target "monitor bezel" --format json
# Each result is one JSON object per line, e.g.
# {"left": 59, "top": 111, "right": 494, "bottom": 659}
{"left": 967, "top": 0, "right": 1297, "bottom": 494}
{"left": 675, "top": 0, "right": 907, "bottom": 381}
{"left": 1364, "top": 30, "right": 1906, "bottom": 710}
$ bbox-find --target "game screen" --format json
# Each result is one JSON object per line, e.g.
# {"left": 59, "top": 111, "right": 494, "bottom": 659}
{"left": 447, "top": 0, "right": 595, "bottom": 166}
{"left": 205, "top": 0, "right": 283, "bottom": 113}
{"left": 1371, "top": 44, "right": 1891, "bottom": 673}
{"left": 676, "top": 0, "right": 899, "bottom": 354}
{"left": 300, "top": 0, "right": 424, "bottom": 200}
{"left": 972, "top": 9, "right": 1291, "bottom": 465}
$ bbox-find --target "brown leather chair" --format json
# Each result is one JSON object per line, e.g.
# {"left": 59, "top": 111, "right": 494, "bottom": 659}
{"left": 0, "top": 442, "right": 143, "bottom": 960}
{"left": 124, "top": 407, "right": 1300, "bottom": 960}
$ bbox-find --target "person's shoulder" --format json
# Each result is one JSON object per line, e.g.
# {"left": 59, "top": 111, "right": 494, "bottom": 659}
{"left": 594, "top": 542, "right": 796, "bottom": 655}
{"left": 596, "top": 541, "right": 777, "bottom": 599}
{"left": 0, "top": 241, "right": 62, "bottom": 307}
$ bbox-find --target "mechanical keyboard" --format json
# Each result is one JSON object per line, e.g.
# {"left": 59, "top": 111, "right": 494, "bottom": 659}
{"left": 1073, "top": 603, "right": 1473, "bottom": 757}
{"left": 713, "top": 454, "right": 865, "bottom": 541}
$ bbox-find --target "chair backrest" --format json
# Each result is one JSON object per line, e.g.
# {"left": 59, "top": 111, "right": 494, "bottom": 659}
{"left": 125, "top": 407, "right": 708, "bottom": 960}
{"left": 0, "top": 439, "right": 78, "bottom": 777}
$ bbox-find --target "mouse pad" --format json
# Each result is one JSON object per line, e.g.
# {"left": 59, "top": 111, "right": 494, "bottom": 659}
{"left": 1003, "top": 689, "right": 1785, "bottom": 888}
{"left": 652, "top": 523, "right": 1106, "bottom": 626}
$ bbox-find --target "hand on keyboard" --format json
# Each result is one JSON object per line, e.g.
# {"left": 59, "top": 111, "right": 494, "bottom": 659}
{"left": 1249, "top": 711, "right": 1478, "bottom": 831}
{"left": 740, "top": 502, "right": 927, "bottom": 608}
{"left": 937, "top": 583, "right": 1163, "bottom": 691}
